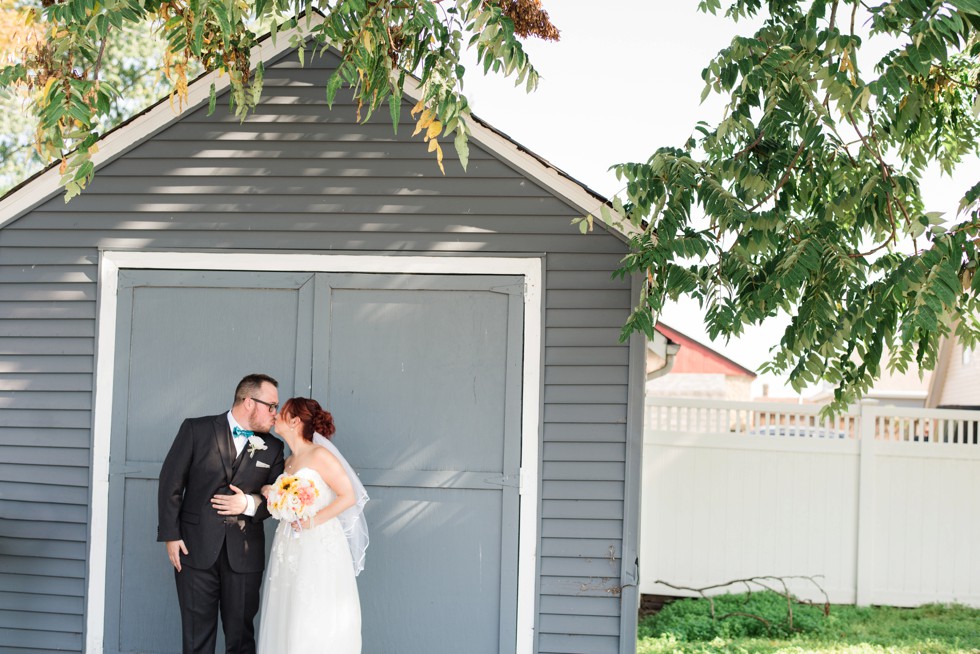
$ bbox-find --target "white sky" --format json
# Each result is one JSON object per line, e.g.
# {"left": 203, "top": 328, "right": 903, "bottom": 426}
{"left": 460, "top": 1, "right": 980, "bottom": 397}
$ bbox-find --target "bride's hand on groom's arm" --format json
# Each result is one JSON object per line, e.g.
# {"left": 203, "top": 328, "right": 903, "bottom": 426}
{"left": 165, "top": 540, "right": 187, "bottom": 572}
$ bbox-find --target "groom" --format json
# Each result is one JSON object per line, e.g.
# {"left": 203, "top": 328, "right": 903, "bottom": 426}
{"left": 157, "top": 373, "right": 286, "bottom": 654}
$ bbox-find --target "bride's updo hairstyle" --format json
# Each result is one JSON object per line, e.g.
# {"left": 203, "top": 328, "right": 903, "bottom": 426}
{"left": 281, "top": 397, "right": 336, "bottom": 441}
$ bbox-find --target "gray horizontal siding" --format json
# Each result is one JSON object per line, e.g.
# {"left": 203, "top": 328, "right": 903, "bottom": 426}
{"left": 0, "top": 590, "right": 83, "bottom": 614}
{"left": 0, "top": 501, "right": 87, "bottom": 523}
{"left": 20, "top": 198, "right": 581, "bottom": 218}
{"left": 0, "top": 245, "right": 93, "bottom": 653}
{"left": 0, "top": 339, "right": 94, "bottom": 356}
{"left": 0, "top": 266, "right": 96, "bottom": 283}
{"left": 544, "top": 385, "right": 628, "bottom": 404}
{"left": 0, "top": 320, "right": 95, "bottom": 338}
{"left": 0, "top": 390, "right": 91, "bottom": 409}
{"left": 0, "top": 302, "right": 96, "bottom": 320}
{"left": 544, "top": 443, "right": 626, "bottom": 461}
{"left": 545, "top": 366, "right": 630, "bottom": 386}
{"left": 539, "top": 633, "right": 620, "bottom": 654}
{"left": 0, "top": 283, "right": 95, "bottom": 302}
{"left": 0, "top": 516, "right": 88, "bottom": 540}
{"left": 0, "top": 407, "right": 91, "bottom": 428}
{"left": 542, "top": 500, "right": 624, "bottom": 520}
{"left": 100, "top": 156, "right": 520, "bottom": 178}
{"left": 1, "top": 230, "right": 625, "bottom": 254}
{"left": 0, "top": 248, "right": 97, "bottom": 265}
{"left": 0, "top": 443, "right": 89, "bottom": 472}
{"left": 543, "top": 423, "right": 627, "bottom": 442}
{"left": 0, "top": 537, "right": 85, "bottom": 560}
{"left": 0, "top": 629, "right": 82, "bottom": 652}
{"left": 541, "top": 538, "right": 623, "bottom": 559}
{"left": 0, "top": 45, "right": 638, "bottom": 654}
{"left": 543, "top": 462, "right": 625, "bottom": 480}
{"left": 542, "top": 519, "right": 623, "bottom": 539}
{"left": 539, "top": 614, "right": 620, "bottom": 637}
{"left": 0, "top": 426, "right": 91, "bottom": 447}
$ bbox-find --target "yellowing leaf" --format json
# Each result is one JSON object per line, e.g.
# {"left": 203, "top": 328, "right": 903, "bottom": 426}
{"left": 426, "top": 120, "right": 442, "bottom": 140}
{"left": 412, "top": 108, "right": 435, "bottom": 136}
{"left": 41, "top": 76, "right": 58, "bottom": 99}
{"left": 428, "top": 138, "right": 445, "bottom": 174}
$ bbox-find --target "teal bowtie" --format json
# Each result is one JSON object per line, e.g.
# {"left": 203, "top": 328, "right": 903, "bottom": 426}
{"left": 232, "top": 426, "right": 253, "bottom": 439}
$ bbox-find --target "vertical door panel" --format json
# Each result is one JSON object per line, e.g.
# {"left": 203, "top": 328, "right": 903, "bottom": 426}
{"left": 106, "top": 271, "right": 313, "bottom": 654}
{"left": 317, "top": 274, "right": 524, "bottom": 654}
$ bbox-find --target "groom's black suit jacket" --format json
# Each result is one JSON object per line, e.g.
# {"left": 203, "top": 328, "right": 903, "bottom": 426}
{"left": 157, "top": 413, "right": 285, "bottom": 573}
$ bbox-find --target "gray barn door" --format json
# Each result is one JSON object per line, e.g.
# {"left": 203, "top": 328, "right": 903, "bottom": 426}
{"left": 104, "top": 270, "right": 315, "bottom": 654}
{"left": 104, "top": 269, "right": 523, "bottom": 654}
{"left": 316, "top": 274, "right": 524, "bottom": 654}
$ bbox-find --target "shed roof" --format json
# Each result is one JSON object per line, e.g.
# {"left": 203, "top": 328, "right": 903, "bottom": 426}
{"left": 0, "top": 18, "right": 636, "bottom": 243}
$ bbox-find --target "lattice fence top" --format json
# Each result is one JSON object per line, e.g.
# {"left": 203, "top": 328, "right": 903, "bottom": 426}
{"left": 645, "top": 398, "right": 980, "bottom": 445}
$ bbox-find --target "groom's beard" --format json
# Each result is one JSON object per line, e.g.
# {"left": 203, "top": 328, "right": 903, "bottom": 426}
{"left": 249, "top": 407, "right": 275, "bottom": 433}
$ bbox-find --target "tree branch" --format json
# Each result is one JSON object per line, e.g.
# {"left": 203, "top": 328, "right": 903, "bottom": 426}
{"left": 733, "top": 129, "right": 765, "bottom": 159}
{"left": 748, "top": 138, "right": 807, "bottom": 212}
{"left": 92, "top": 25, "right": 111, "bottom": 82}
{"left": 652, "top": 575, "right": 831, "bottom": 633}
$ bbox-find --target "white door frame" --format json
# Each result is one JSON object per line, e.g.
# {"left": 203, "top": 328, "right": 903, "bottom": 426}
{"left": 87, "top": 251, "right": 543, "bottom": 654}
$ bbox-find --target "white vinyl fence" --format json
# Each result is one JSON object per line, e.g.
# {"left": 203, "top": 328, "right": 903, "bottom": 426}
{"left": 640, "top": 398, "right": 980, "bottom": 607}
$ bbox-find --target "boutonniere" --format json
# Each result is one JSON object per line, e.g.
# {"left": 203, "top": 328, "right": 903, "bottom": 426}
{"left": 247, "top": 435, "right": 267, "bottom": 459}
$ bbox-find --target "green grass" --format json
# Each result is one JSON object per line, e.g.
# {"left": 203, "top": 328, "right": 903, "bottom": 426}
{"left": 637, "top": 593, "right": 980, "bottom": 654}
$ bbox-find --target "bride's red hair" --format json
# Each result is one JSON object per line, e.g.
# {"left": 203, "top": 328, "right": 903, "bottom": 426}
{"left": 281, "top": 397, "right": 335, "bottom": 441}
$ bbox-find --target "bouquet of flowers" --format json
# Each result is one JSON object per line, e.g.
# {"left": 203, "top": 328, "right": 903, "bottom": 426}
{"left": 266, "top": 474, "right": 320, "bottom": 528}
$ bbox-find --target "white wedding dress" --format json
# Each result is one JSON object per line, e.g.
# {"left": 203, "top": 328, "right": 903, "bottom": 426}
{"left": 257, "top": 467, "right": 362, "bottom": 653}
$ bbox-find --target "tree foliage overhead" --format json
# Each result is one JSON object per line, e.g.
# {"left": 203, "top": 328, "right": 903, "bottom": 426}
{"left": 3, "top": 0, "right": 980, "bottom": 409}
{"left": 0, "top": 0, "right": 557, "bottom": 197}
{"left": 0, "top": 6, "right": 178, "bottom": 191}
{"left": 607, "top": 0, "right": 980, "bottom": 409}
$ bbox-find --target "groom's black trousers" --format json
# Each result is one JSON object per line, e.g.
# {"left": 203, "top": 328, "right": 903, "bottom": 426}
{"left": 175, "top": 541, "right": 263, "bottom": 654}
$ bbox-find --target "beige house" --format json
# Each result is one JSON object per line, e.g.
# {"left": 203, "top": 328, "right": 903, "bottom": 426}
{"left": 927, "top": 331, "right": 980, "bottom": 408}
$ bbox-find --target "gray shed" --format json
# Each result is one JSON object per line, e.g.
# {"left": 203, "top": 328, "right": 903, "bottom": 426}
{"left": 0, "top": 25, "right": 645, "bottom": 654}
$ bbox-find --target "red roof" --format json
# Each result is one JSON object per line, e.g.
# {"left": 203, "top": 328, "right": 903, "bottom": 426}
{"left": 655, "top": 322, "right": 757, "bottom": 378}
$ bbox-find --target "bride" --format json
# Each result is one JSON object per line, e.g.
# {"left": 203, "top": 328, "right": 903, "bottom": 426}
{"left": 257, "top": 397, "right": 368, "bottom": 654}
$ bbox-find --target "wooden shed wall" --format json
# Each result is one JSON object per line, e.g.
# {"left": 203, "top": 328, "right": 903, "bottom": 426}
{"left": 0, "top": 48, "right": 637, "bottom": 654}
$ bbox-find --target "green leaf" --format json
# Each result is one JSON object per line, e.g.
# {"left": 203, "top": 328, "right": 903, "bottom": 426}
{"left": 950, "top": 0, "right": 980, "bottom": 15}
{"left": 453, "top": 121, "right": 469, "bottom": 171}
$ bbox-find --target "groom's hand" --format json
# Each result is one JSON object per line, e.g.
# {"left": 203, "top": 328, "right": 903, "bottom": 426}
{"left": 211, "top": 484, "right": 248, "bottom": 516}
{"left": 166, "top": 540, "right": 187, "bottom": 572}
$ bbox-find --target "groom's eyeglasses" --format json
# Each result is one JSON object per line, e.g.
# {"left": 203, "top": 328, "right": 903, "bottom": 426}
{"left": 251, "top": 397, "right": 279, "bottom": 412}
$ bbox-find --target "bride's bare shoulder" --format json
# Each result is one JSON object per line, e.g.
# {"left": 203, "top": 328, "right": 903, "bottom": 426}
{"left": 311, "top": 443, "right": 342, "bottom": 469}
